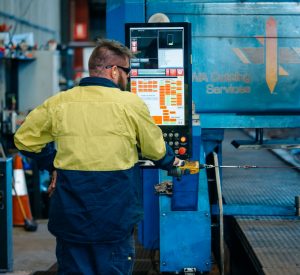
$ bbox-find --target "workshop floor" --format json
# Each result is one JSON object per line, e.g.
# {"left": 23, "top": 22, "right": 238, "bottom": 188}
{"left": 4, "top": 221, "right": 219, "bottom": 275}
{"left": 2, "top": 220, "right": 56, "bottom": 275}
{"left": 3, "top": 220, "right": 220, "bottom": 275}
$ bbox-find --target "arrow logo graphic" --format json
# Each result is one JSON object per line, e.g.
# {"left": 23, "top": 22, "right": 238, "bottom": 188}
{"left": 232, "top": 17, "right": 300, "bottom": 94}
{"left": 265, "top": 17, "right": 277, "bottom": 93}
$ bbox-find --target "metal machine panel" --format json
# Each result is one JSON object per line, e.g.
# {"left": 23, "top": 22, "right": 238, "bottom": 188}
{"left": 0, "top": 158, "right": 13, "bottom": 272}
{"left": 158, "top": 134, "right": 211, "bottom": 273}
{"left": 146, "top": 1, "right": 300, "bottom": 116}
{"left": 159, "top": 202, "right": 211, "bottom": 273}
{"left": 159, "top": 174, "right": 211, "bottom": 272}
{"left": 138, "top": 169, "right": 159, "bottom": 249}
{"left": 106, "top": 0, "right": 145, "bottom": 43}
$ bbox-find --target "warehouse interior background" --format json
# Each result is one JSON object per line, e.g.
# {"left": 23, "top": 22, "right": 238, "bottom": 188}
{"left": 0, "top": 0, "right": 300, "bottom": 275}
{"left": 0, "top": 0, "right": 106, "bottom": 112}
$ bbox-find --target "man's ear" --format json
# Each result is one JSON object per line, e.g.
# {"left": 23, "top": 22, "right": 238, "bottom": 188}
{"left": 111, "top": 66, "right": 118, "bottom": 79}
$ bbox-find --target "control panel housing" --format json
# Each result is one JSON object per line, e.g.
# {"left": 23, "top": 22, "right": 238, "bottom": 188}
{"left": 125, "top": 22, "right": 192, "bottom": 159}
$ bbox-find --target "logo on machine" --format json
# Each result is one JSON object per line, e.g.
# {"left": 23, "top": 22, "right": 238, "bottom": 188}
{"left": 232, "top": 17, "right": 300, "bottom": 94}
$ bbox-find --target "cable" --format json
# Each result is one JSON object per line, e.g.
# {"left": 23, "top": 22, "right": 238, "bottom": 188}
{"left": 202, "top": 164, "right": 300, "bottom": 169}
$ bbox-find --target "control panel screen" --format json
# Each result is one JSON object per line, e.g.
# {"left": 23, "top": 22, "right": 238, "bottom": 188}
{"left": 129, "top": 27, "right": 185, "bottom": 126}
{"left": 126, "top": 23, "right": 192, "bottom": 158}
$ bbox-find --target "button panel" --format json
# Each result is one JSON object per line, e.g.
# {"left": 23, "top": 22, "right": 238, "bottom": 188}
{"left": 162, "top": 129, "right": 190, "bottom": 159}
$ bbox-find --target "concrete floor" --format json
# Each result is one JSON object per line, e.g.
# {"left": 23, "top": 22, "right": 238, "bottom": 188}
{"left": 2, "top": 220, "right": 56, "bottom": 275}
{"left": 2, "top": 222, "right": 220, "bottom": 275}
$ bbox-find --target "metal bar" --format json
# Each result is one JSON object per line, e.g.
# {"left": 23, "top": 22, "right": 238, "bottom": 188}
{"left": 211, "top": 204, "right": 295, "bottom": 216}
{"left": 203, "top": 164, "right": 300, "bottom": 169}
{"left": 147, "top": 2, "right": 300, "bottom": 16}
{"left": 213, "top": 152, "right": 224, "bottom": 275}
{"left": 0, "top": 11, "right": 57, "bottom": 36}
{"left": 259, "top": 128, "right": 264, "bottom": 144}
{"left": 255, "top": 129, "right": 259, "bottom": 142}
{"left": 231, "top": 139, "right": 300, "bottom": 150}
{"left": 198, "top": 114, "right": 300, "bottom": 128}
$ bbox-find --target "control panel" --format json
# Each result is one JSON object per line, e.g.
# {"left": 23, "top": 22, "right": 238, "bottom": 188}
{"left": 125, "top": 22, "right": 192, "bottom": 159}
{"left": 162, "top": 128, "right": 189, "bottom": 158}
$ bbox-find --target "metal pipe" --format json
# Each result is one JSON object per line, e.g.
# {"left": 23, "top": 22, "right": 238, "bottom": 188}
{"left": 295, "top": 196, "right": 300, "bottom": 216}
{"left": 213, "top": 152, "right": 224, "bottom": 275}
{"left": 0, "top": 11, "right": 57, "bottom": 36}
{"left": 259, "top": 128, "right": 264, "bottom": 144}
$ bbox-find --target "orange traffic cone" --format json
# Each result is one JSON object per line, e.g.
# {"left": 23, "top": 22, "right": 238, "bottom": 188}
{"left": 12, "top": 154, "right": 37, "bottom": 231}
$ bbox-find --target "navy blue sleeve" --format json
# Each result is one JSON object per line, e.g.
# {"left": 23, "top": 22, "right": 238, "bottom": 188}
{"left": 20, "top": 143, "right": 56, "bottom": 173}
{"left": 152, "top": 143, "right": 175, "bottom": 171}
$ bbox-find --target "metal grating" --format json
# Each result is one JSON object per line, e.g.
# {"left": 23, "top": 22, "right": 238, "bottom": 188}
{"left": 235, "top": 216, "right": 300, "bottom": 275}
{"left": 222, "top": 130, "right": 300, "bottom": 207}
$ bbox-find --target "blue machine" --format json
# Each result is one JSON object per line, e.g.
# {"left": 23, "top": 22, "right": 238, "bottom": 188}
{"left": 0, "top": 158, "right": 13, "bottom": 272}
{"left": 107, "top": 1, "right": 300, "bottom": 273}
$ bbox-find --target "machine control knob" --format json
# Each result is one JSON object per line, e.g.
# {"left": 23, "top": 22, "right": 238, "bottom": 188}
{"left": 180, "top": 136, "right": 187, "bottom": 143}
{"left": 169, "top": 133, "right": 174, "bottom": 137}
{"left": 163, "top": 133, "right": 167, "bottom": 138}
{"left": 174, "top": 133, "right": 179, "bottom": 138}
{"left": 169, "top": 141, "right": 173, "bottom": 146}
{"left": 178, "top": 147, "right": 187, "bottom": 155}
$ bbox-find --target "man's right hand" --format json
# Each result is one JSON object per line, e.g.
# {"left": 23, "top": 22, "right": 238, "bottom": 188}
{"left": 173, "top": 157, "right": 184, "bottom": 167}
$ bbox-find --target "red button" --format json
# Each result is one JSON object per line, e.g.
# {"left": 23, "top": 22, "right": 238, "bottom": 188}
{"left": 178, "top": 147, "right": 187, "bottom": 155}
{"left": 131, "top": 69, "right": 138, "bottom": 76}
{"left": 177, "top": 69, "right": 184, "bottom": 76}
{"left": 170, "top": 69, "right": 177, "bottom": 76}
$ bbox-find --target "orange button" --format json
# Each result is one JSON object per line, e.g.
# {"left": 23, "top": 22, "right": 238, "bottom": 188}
{"left": 178, "top": 147, "right": 187, "bottom": 155}
{"left": 180, "top": 136, "right": 187, "bottom": 143}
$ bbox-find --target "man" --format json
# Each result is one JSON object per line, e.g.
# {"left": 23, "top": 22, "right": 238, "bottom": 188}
{"left": 14, "top": 39, "right": 179, "bottom": 274}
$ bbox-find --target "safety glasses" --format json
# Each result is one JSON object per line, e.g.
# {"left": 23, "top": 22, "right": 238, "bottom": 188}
{"left": 105, "top": 65, "right": 131, "bottom": 75}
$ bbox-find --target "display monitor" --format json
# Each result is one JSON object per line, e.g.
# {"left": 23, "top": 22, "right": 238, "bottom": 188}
{"left": 126, "top": 23, "right": 192, "bottom": 158}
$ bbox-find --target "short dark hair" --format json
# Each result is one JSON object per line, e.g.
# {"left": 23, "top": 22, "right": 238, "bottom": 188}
{"left": 88, "top": 39, "right": 132, "bottom": 74}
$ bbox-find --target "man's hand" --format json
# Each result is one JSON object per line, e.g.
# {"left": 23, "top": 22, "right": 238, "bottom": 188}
{"left": 173, "top": 157, "right": 184, "bottom": 167}
{"left": 48, "top": 170, "right": 57, "bottom": 197}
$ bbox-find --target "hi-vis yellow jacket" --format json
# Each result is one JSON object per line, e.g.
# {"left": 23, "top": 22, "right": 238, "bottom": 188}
{"left": 14, "top": 77, "right": 175, "bottom": 243}
{"left": 14, "top": 78, "right": 167, "bottom": 171}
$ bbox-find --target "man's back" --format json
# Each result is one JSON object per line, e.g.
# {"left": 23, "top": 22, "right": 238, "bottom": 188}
{"left": 15, "top": 82, "right": 166, "bottom": 172}
{"left": 47, "top": 84, "right": 145, "bottom": 171}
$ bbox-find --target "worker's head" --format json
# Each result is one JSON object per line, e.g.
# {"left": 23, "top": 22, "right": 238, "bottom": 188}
{"left": 89, "top": 39, "right": 132, "bottom": 91}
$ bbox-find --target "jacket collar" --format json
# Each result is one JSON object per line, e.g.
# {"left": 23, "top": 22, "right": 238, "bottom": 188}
{"left": 79, "top": 77, "right": 119, "bottom": 89}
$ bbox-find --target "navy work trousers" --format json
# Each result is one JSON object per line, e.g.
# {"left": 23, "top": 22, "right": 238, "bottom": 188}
{"left": 55, "top": 234, "right": 135, "bottom": 275}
